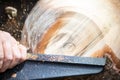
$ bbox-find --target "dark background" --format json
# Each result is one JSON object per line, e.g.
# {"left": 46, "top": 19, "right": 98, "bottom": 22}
{"left": 0, "top": 0, "right": 38, "bottom": 41}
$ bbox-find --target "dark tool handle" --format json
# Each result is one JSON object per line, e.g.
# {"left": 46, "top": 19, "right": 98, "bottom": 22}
{"left": 27, "top": 53, "right": 106, "bottom": 66}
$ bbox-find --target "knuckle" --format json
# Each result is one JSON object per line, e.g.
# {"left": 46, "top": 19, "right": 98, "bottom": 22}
{"left": 15, "top": 55, "right": 21, "bottom": 60}
{"left": 6, "top": 56, "right": 13, "bottom": 61}
{"left": 3, "top": 32, "right": 11, "bottom": 36}
{"left": 0, "top": 56, "right": 4, "bottom": 60}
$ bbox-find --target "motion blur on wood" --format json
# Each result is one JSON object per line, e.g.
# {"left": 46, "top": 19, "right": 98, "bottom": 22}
{"left": 21, "top": 0, "right": 120, "bottom": 71}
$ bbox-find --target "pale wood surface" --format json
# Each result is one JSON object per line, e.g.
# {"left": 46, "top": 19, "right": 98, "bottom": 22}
{"left": 21, "top": 0, "right": 120, "bottom": 70}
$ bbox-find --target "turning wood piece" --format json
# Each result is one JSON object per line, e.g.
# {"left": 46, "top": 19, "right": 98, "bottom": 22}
{"left": 21, "top": 0, "right": 120, "bottom": 71}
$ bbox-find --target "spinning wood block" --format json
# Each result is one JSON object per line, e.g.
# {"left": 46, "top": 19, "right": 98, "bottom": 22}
{"left": 21, "top": 0, "right": 120, "bottom": 70}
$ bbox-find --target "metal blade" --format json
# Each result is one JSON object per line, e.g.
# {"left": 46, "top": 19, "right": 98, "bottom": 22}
{"left": 0, "top": 54, "right": 106, "bottom": 80}
{"left": 27, "top": 53, "right": 106, "bottom": 66}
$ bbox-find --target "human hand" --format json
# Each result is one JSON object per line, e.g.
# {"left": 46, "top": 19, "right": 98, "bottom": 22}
{"left": 0, "top": 31, "right": 27, "bottom": 72}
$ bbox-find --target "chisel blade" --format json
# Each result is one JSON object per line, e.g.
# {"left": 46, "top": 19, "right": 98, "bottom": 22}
{"left": 0, "top": 53, "right": 106, "bottom": 80}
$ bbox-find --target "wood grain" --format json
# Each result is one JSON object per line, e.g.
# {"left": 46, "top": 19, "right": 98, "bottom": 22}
{"left": 21, "top": 0, "right": 120, "bottom": 70}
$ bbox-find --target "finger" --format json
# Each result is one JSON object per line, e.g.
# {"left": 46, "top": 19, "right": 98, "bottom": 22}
{"left": 18, "top": 44, "right": 27, "bottom": 62}
{"left": 9, "top": 44, "right": 21, "bottom": 69}
{"left": 1, "top": 31, "right": 11, "bottom": 41}
{"left": 0, "top": 42, "right": 13, "bottom": 72}
{"left": 10, "top": 36, "right": 18, "bottom": 45}
{"left": 0, "top": 41, "right": 4, "bottom": 69}
{"left": 1, "top": 31, "right": 17, "bottom": 45}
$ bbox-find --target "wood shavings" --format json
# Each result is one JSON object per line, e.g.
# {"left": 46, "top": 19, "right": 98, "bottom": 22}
{"left": 11, "top": 73, "right": 17, "bottom": 78}
{"left": 5, "top": 6, "right": 17, "bottom": 19}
